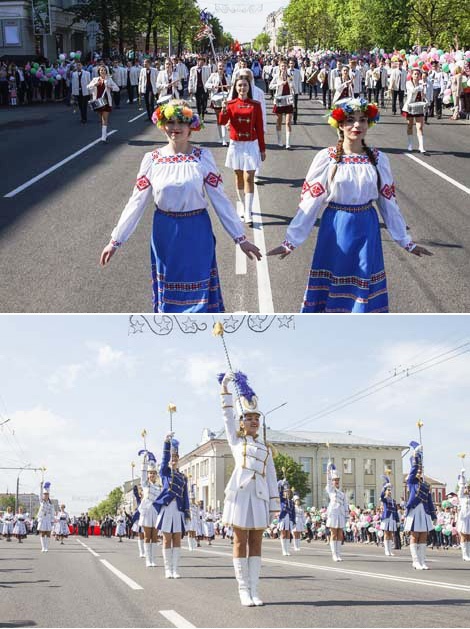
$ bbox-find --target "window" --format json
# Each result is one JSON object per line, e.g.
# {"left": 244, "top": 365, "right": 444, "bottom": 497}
{"left": 345, "top": 488, "right": 355, "bottom": 504}
{"left": 322, "top": 457, "right": 334, "bottom": 473}
{"left": 4, "top": 22, "right": 21, "bottom": 46}
{"left": 343, "top": 458, "right": 353, "bottom": 474}
{"left": 364, "top": 488, "right": 376, "bottom": 507}
{"left": 383, "top": 460, "right": 394, "bottom": 476}
{"left": 364, "top": 459, "right": 375, "bottom": 475}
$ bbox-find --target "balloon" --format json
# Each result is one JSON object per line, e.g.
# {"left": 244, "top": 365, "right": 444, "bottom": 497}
{"left": 70, "top": 52, "right": 75, "bottom": 59}
{"left": 444, "top": 88, "right": 451, "bottom": 95}
{"left": 437, "top": 49, "right": 443, "bottom": 56}
{"left": 442, "top": 63, "right": 449, "bottom": 72}
{"left": 419, "top": 52, "right": 427, "bottom": 60}
{"left": 400, "top": 49, "right": 406, "bottom": 55}
{"left": 455, "top": 51, "right": 463, "bottom": 61}
{"left": 49, "top": 77, "right": 55, "bottom": 83}
{"left": 440, "top": 55, "right": 446, "bottom": 63}
{"left": 434, "top": 525, "right": 442, "bottom": 532}
{"left": 36, "top": 70, "right": 43, "bottom": 78}
{"left": 59, "top": 53, "right": 66, "bottom": 61}
{"left": 30, "top": 67, "right": 37, "bottom": 74}
{"left": 25, "top": 63, "right": 31, "bottom": 71}
{"left": 449, "top": 63, "right": 455, "bottom": 72}
{"left": 33, "top": 62, "right": 39, "bottom": 68}
{"left": 55, "top": 74, "right": 62, "bottom": 81}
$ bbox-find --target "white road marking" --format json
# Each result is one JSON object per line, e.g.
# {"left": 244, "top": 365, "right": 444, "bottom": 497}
{"left": 4, "top": 131, "right": 118, "bottom": 198}
{"left": 76, "top": 538, "right": 100, "bottom": 557}
{"left": 235, "top": 201, "right": 247, "bottom": 275}
{"left": 252, "top": 185, "right": 274, "bottom": 312}
{"left": 159, "top": 610, "right": 196, "bottom": 628}
{"left": 99, "top": 558, "right": 144, "bottom": 590}
{"left": 196, "top": 547, "right": 470, "bottom": 593}
{"left": 128, "top": 111, "right": 148, "bottom": 123}
{"left": 405, "top": 153, "right": 470, "bottom": 195}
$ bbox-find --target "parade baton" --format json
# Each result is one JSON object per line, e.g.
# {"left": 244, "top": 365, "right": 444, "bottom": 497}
{"left": 417, "top": 419, "right": 424, "bottom": 467}
{"left": 458, "top": 452, "right": 466, "bottom": 472}
{"left": 168, "top": 403, "right": 177, "bottom": 433}
{"left": 141, "top": 429, "right": 147, "bottom": 451}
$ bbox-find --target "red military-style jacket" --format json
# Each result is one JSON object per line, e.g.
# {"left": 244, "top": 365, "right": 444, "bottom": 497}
{"left": 218, "top": 97, "right": 265, "bottom": 153}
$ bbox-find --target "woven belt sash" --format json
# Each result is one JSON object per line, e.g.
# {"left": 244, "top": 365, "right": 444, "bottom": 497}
{"left": 327, "top": 201, "right": 374, "bottom": 213}
{"left": 155, "top": 207, "right": 206, "bottom": 218}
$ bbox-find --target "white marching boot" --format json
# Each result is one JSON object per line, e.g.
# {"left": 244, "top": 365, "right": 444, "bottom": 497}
{"left": 335, "top": 540, "right": 343, "bottom": 561}
{"left": 276, "top": 128, "right": 283, "bottom": 146}
{"left": 384, "top": 539, "right": 393, "bottom": 556}
{"left": 172, "top": 547, "right": 181, "bottom": 578}
{"left": 233, "top": 557, "right": 254, "bottom": 606}
{"left": 463, "top": 542, "right": 470, "bottom": 561}
{"left": 248, "top": 556, "right": 264, "bottom": 606}
{"left": 294, "top": 537, "right": 301, "bottom": 551}
{"left": 418, "top": 544, "right": 429, "bottom": 569}
{"left": 101, "top": 124, "right": 108, "bottom": 143}
{"left": 187, "top": 536, "right": 193, "bottom": 551}
{"left": 43, "top": 536, "right": 49, "bottom": 552}
{"left": 40, "top": 536, "right": 45, "bottom": 552}
{"left": 330, "top": 540, "right": 339, "bottom": 562}
{"left": 244, "top": 192, "right": 254, "bottom": 226}
{"left": 285, "top": 129, "right": 291, "bottom": 149}
{"left": 144, "top": 542, "right": 152, "bottom": 567}
{"left": 410, "top": 543, "right": 422, "bottom": 569}
{"left": 137, "top": 538, "right": 145, "bottom": 558}
{"left": 163, "top": 547, "right": 173, "bottom": 578}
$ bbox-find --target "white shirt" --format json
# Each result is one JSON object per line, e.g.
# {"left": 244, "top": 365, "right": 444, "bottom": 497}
{"left": 110, "top": 148, "right": 245, "bottom": 246}
{"left": 156, "top": 69, "right": 182, "bottom": 98}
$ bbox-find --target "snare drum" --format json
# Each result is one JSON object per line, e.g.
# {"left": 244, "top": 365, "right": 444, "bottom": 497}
{"left": 275, "top": 94, "right": 294, "bottom": 107}
{"left": 157, "top": 94, "right": 173, "bottom": 106}
{"left": 211, "top": 93, "right": 226, "bottom": 108}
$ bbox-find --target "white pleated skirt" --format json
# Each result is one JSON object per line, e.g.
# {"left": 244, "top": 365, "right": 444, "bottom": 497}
{"left": 222, "top": 479, "right": 269, "bottom": 530}
{"left": 278, "top": 514, "right": 294, "bottom": 532}
{"left": 380, "top": 516, "right": 397, "bottom": 532}
{"left": 326, "top": 511, "right": 346, "bottom": 529}
{"left": 131, "top": 521, "right": 143, "bottom": 533}
{"left": 195, "top": 519, "right": 204, "bottom": 536}
{"left": 225, "top": 139, "right": 261, "bottom": 171}
{"left": 404, "top": 503, "right": 433, "bottom": 532}
{"left": 37, "top": 516, "right": 52, "bottom": 532}
{"left": 2, "top": 521, "right": 14, "bottom": 535}
{"left": 156, "top": 499, "right": 185, "bottom": 533}
{"left": 13, "top": 521, "right": 26, "bottom": 536}
{"left": 458, "top": 514, "right": 470, "bottom": 534}
{"left": 138, "top": 499, "right": 159, "bottom": 528}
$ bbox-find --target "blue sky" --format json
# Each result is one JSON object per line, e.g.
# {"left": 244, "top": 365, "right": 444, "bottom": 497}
{"left": 0, "top": 314, "right": 469, "bottom": 514}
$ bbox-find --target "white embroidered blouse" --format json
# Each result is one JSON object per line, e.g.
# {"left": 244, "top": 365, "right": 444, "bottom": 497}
{"left": 110, "top": 146, "right": 246, "bottom": 247}
{"left": 282, "top": 147, "right": 415, "bottom": 252}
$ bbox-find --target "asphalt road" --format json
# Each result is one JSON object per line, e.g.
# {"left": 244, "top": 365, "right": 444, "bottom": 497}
{"left": 2, "top": 535, "right": 470, "bottom": 628}
{"left": 1, "top": 86, "right": 469, "bottom": 313}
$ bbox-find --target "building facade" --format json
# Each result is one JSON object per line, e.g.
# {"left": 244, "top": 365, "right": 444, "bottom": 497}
{"left": 0, "top": 0, "right": 88, "bottom": 60}
{"left": 263, "top": 7, "right": 284, "bottom": 52}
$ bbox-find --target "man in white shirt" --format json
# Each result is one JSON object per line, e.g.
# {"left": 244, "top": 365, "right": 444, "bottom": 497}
{"left": 389, "top": 59, "right": 407, "bottom": 114}
{"left": 429, "top": 60, "right": 445, "bottom": 119}
{"left": 188, "top": 57, "right": 211, "bottom": 121}
{"left": 139, "top": 59, "right": 158, "bottom": 121}
{"left": 71, "top": 61, "right": 91, "bottom": 123}
{"left": 349, "top": 60, "right": 363, "bottom": 97}
{"left": 175, "top": 57, "right": 189, "bottom": 96}
{"left": 111, "top": 60, "right": 126, "bottom": 109}
{"left": 288, "top": 57, "right": 302, "bottom": 124}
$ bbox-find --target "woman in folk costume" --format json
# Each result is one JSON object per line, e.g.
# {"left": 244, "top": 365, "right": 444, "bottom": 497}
{"left": 269, "top": 58, "right": 295, "bottom": 149}
{"left": 404, "top": 441, "right": 437, "bottom": 570}
{"left": 219, "top": 371, "right": 280, "bottom": 607}
{"left": 56, "top": 504, "right": 70, "bottom": 545}
{"left": 402, "top": 66, "right": 429, "bottom": 154}
{"left": 204, "top": 508, "right": 215, "bottom": 545}
{"left": 130, "top": 485, "right": 146, "bottom": 558}
{"left": 293, "top": 495, "right": 306, "bottom": 551}
{"left": 186, "top": 480, "right": 199, "bottom": 551}
{"left": 380, "top": 476, "right": 400, "bottom": 557}
{"left": 267, "top": 97, "right": 432, "bottom": 312}
{"left": 37, "top": 482, "right": 55, "bottom": 552}
{"left": 13, "top": 506, "right": 27, "bottom": 543}
{"left": 101, "top": 99, "right": 260, "bottom": 312}
{"left": 138, "top": 449, "right": 160, "bottom": 567}
{"left": 2, "top": 506, "right": 14, "bottom": 541}
{"left": 115, "top": 509, "right": 127, "bottom": 542}
{"left": 457, "top": 468, "right": 470, "bottom": 561}
{"left": 218, "top": 78, "right": 266, "bottom": 227}
{"left": 154, "top": 433, "right": 190, "bottom": 579}
{"left": 278, "top": 477, "right": 296, "bottom": 556}
{"left": 205, "top": 60, "right": 231, "bottom": 146}
{"left": 326, "top": 463, "right": 349, "bottom": 562}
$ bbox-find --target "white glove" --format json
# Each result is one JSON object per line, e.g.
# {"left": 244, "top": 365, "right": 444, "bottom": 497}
{"left": 414, "top": 445, "right": 423, "bottom": 453}
{"left": 165, "top": 431, "right": 175, "bottom": 441}
{"left": 222, "top": 372, "right": 234, "bottom": 389}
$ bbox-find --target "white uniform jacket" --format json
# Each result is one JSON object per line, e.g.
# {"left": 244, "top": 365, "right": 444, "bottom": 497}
{"left": 222, "top": 393, "right": 279, "bottom": 511}
{"left": 389, "top": 68, "right": 407, "bottom": 91}
{"left": 188, "top": 65, "right": 211, "bottom": 94}
{"left": 37, "top": 500, "right": 55, "bottom": 529}
{"left": 205, "top": 72, "right": 231, "bottom": 95}
{"left": 403, "top": 80, "right": 428, "bottom": 113}
{"left": 156, "top": 69, "right": 182, "bottom": 99}
{"left": 129, "top": 65, "right": 141, "bottom": 86}
{"left": 326, "top": 466, "right": 349, "bottom": 520}
{"left": 138, "top": 67, "right": 158, "bottom": 94}
{"left": 288, "top": 68, "right": 302, "bottom": 94}
{"left": 112, "top": 66, "right": 127, "bottom": 87}
{"left": 71, "top": 70, "right": 91, "bottom": 96}
{"left": 175, "top": 62, "right": 189, "bottom": 81}
{"left": 87, "top": 77, "right": 120, "bottom": 103}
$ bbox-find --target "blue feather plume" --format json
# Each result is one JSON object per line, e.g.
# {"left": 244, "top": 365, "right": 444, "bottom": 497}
{"left": 170, "top": 438, "right": 179, "bottom": 450}
{"left": 381, "top": 475, "right": 391, "bottom": 485}
{"left": 233, "top": 371, "right": 256, "bottom": 401}
{"left": 409, "top": 440, "right": 420, "bottom": 449}
{"left": 43, "top": 481, "right": 51, "bottom": 490}
{"left": 217, "top": 373, "right": 225, "bottom": 384}
{"left": 330, "top": 463, "right": 336, "bottom": 472}
{"left": 147, "top": 451, "right": 156, "bottom": 462}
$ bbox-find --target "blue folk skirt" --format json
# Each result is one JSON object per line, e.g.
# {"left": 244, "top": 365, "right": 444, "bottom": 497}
{"left": 150, "top": 208, "right": 225, "bottom": 313}
{"left": 301, "top": 202, "right": 389, "bottom": 313}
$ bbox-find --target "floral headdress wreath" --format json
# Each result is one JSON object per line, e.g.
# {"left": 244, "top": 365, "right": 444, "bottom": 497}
{"left": 328, "top": 97, "right": 380, "bottom": 129}
{"left": 151, "top": 103, "right": 203, "bottom": 131}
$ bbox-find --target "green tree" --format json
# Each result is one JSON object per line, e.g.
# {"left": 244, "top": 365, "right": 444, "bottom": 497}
{"left": 273, "top": 453, "right": 310, "bottom": 500}
{"left": 0, "top": 494, "right": 16, "bottom": 511}
{"left": 253, "top": 33, "right": 271, "bottom": 51}
{"left": 88, "top": 486, "right": 123, "bottom": 521}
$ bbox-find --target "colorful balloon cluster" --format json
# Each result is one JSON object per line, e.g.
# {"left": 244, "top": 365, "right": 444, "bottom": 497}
{"left": 24, "top": 51, "right": 82, "bottom": 84}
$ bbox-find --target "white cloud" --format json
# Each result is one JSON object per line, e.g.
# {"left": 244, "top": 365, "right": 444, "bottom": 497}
{"left": 47, "top": 364, "right": 85, "bottom": 392}
{"left": 96, "top": 344, "right": 124, "bottom": 367}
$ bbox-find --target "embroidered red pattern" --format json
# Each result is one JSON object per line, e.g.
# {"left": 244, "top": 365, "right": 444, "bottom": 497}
{"left": 301, "top": 180, "right": 325, "bottom": 200}
{"left": 136, "top": 175, "right": 151, "bottom": 191}
{"left": 204, "top": 172, "right": 223, "bottom": 188}
{"left": 151, "top": 147, "right": 203, "bottom": 164}
{"left": 380, "top": 183, "right": 396, "bottom": 200}
{"left": 327, "top": 147, "right": 379, "bottom": 164}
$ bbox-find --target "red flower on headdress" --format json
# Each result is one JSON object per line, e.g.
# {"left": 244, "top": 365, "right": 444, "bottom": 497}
{"left": 331, "top": 108, "right": 346, "bottom": 122}
{"left": 367, "top": 104, "right": 379, "bottom": 119}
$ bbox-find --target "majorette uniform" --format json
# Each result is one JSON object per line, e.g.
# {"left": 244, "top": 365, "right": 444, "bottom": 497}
{"left": 293, "top": 503, "right": 306, "bottom": 551}
{"left": 13, "top": 513, "right": 27, "bottom": 540}
{"left": 380, "top": 479, "right": 400, "bottom": 556}
{"left": 109, "top": 147, "right": 246, "bottom": 313}
{"left": 138, "top": 451, "right": 160, "bottom": 567}
{"left": 204, "top": 512, "right": 215, "bottom": 543}
{"left": 278, "top": 481, "right": 296, "bottom": 556}
{"left": 404, "top": 443, "right": 436, "bottom": 570}
{"left": 457, "top": 470, "right": 470, "bottom": 561}
{"left": 154, "top": 436, "right": 190, "bottom": 578}
{"left": 115, "top": 514, "right": 127, "bottom": 539}
{"left": 281, "top": 147, "right": 417, "bottom": 313}
{"left": 2, "top": 511, "right": 14, "bottom": 537}
{"left": 326, "top": 463, "right": 349, "bottom": 562}
{"left": 130, "top": 485, "right": 145, "bottom": 558}
{"left": 218, "top": 97, "right": 265, "bottom": 172}
{"left": 37, "top": 488, "right": 55, "bottom": 552}
{"left": 186, "top": 500, "right": 199, "bottom": 551}
{"left": 205, "top": 71, "right": 231, "bottom": 145}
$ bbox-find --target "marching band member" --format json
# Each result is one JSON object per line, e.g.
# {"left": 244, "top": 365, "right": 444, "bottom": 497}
{"left": 174, "top": 57, "right": 189, "bottom": 95}
{"left": 87, "top": 66, "right": 119, "bottom": 143}
{"left": 457, "top": 468, "right": 470, "bottom": 561}
{"left": 130, "top": 485, "right": 145, "bottom": 558}
{"left": 205, "top": 61, "right": 231, "bottom": 145}
{"left": 204, "top": 508, "right": 215, "bottom": 545}
{"left": 375, "top": 59, "right": 388, "bottom": 107}
{"left": 380, "top": 476, "right": 400, "bottom": 556}
{"left": 56, "top": 504, "right": 70, "bottom": 545}
{"left": 349, "top": 59, "right": 363, "bottom": 97}
{"left": 403, "top": 67, "right": 428, "bottom": 154}
{"left": 325, "top": 463, "right": 349, "bottom": 561}
{"left": 186, "top": 481, "right": 198, "bottom": 551}
{"left": 111, "top": 59, "right": 126, "bottom": 108}
{"left": 219, "top": 371, "right": 279, "bottom": 607}
{"left": 389, "top": 59, "right": 407, "bottom": 114}
{"left": 404, "top": 441, "right": 437, "bottom": 569}
{"left": 138, "top": 59, "right": 158, "bottom": 121}
{"left": 293, "top": 495, "right": 306, "bottom": 551}
{"left": 71, "top": 61, "right": 91, "bottom": 124}
{"left": 154, "top": 433, "right": 190, "bottom": 579}
{"left": 100, "top": 99, "right": 261, "bottom": 312}
{"left": 156, "top": 59, "right": 182, "bottom": 102}
{"left": 278, "top": 478, "right": 296, "bottom": 556}
{"left": 188, "top": 57, "right": 211, "bottom": 121}
{"left": 13, "top": 506, "right": 27, "bottom": 543}
{"left": 219, "top": 79, "right": 266, "bottom": 226}
{"left": 269, "top": 58, "right": 295, "bottom": 148}
{"left": 2, "top": 506, "right": 14, "bottom": 541}
{"left": 37, "top": 482, "right": 55, "bottom": 552}
{"left": 138, "top": 449, "right": 160, "bottom": 567}
{"left": 288, "top": 57, "right": 302, "bottom": 125}
{"left": 196, "top": 500, "right": 205, "bottom": 547}
{"left": 267, "top": 97, "right": 432, "bottom": 312}
{"left": 126, "top": 60, "right": 141, "bottom": 104}
{"left": 115, "top": 509, "right": 127, "bottom": 542}
{"left": 365, "top": 62, "right": 379, "bottom": 103}
{"left": 333, "top": 66, "right": 354, "bottom": 105}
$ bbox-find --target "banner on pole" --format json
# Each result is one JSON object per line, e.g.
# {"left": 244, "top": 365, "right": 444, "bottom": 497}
{"left": 32, "top": 0, "right": 52, "bottom": 36}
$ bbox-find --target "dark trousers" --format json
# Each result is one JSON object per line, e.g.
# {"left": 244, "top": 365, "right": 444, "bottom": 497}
{"left": 367, "top": 88, "right": 374, "bottom": 103}
{"left": 113, "top": 87, "right": 121, "bottom": 108}
{"left": 77, "top": 94, "right": 89, "bottom": 122}
{"left": 144, "top": 90, "right": 154, "bottom": 120}
{"left": 392, "top": 89, "right": 404, "bottom": 113}
{"left": 322, "top": 84, "right": 331, "bottom": 108}
{"left": 195, "top": 88, "right": 208, "bottom": 118}
{"left": 374, "top": 85, "right": 385, "bottom": 106}
{"left": 293, "top": 93, "right": 299, "bottom": 123}
{"left": 264, "top": 78, "right": 270, "bottom": 94}
{"left": 429, "top": 88, "right": 442, "bottom": 118}
{"left": 127, "top": 82, "right": 135, "bottom": 103}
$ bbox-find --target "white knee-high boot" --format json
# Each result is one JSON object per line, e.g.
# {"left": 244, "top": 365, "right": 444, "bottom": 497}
{"left": 244, "top": 192, "right": 254, "bottom": 225}
{"left": 172, "top": 547, "right": 181, "bottom": 578}
{"left": 101, "top": 125, "right": 107, "bottom": 142}
{"left": 335, "top": 540, "right": 343, "bottom": 561}
{"left": 410, "top": 543, "right": 422, "bottom": 569}
{"left": 187, "top": 536, "right": 193, "bottom": 551}
{"left": 384, "top": 539, "right": 391, "bottom": 556}
{"left": 417, "top": 130, "right": 425, "bottom": 153}
{"left": 464, "top": 541, "right": 470, "bottom": 561}
{"left": 220, "top": 125, "right": 227, "bottom": 145}
{"left": 276, "top": 128, "right": 282, "bottom": 146}
{"left": 248, "top": 556, "right": 263, "bottom": 606}
{"left": 137, "top": 538, "right": 145, "bottom": 558}
{"left": 407, "top": 131, "right": 413, "bottom": 152}
{"left": 162, "top": 547, "right": 173, "bottom": 578}
{"left": 286, "top": 129, "right": 291, "bottom": 149}
{"left": 329, "top": 540, "right": 338, "bottom": 561}
{"left": 233, "top": 557, "right": 253, "bottom": 606}
{"left": 144, "top": 542, "right": 152, "bottom": 567}
{"left": 418, "top": 544, "right": 429, "bottom": 569}
{"left": 40, "top": 536, "right": 45, "bottom": 552}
